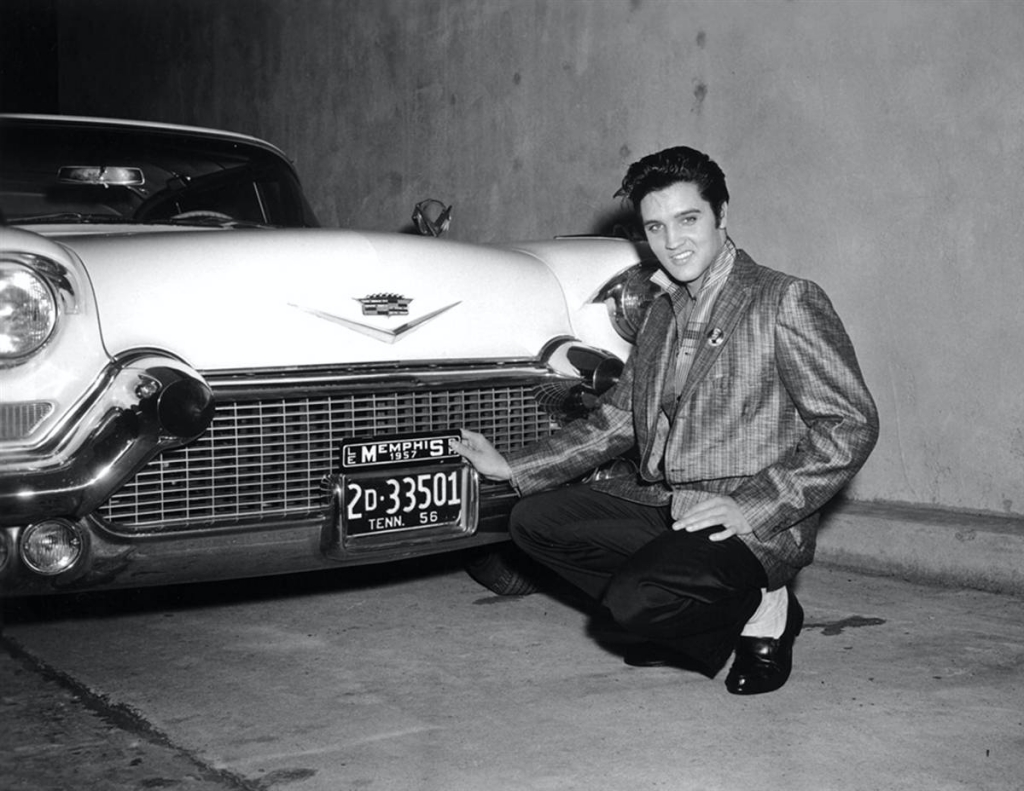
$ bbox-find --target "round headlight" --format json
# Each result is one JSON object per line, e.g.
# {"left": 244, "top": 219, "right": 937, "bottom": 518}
{"left": 0, "top": 264, "right": 58, "bottom": 358}
{"left": 20, "top": 519, "right": 84, "bottom": 575}
{"left": 595, "top": 263, "right": 662, "bottom": 343}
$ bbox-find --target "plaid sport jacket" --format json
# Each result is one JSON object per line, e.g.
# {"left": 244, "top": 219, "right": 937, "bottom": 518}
{"left": 507, "top": 249, "right": 879, "bottom": 589}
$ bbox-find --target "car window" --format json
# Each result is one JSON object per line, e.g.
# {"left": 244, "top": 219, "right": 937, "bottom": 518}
{"left": 0, "top": 120, "right": 319, "bottom": 228}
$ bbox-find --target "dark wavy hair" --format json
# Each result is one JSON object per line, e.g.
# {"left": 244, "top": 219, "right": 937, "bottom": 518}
{"left": 615, "top": 146, "right": 729, "bottom": 226}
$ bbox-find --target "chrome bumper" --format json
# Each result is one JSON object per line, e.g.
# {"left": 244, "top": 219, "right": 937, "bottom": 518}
{"left": 0, "top": 483, "right": 517, "bottom": 595}
{"left": 0, "top": 341, "right": 622, "bottom": 595}
{"left": 0, "top": 352, "right": 214, "bottom": 527}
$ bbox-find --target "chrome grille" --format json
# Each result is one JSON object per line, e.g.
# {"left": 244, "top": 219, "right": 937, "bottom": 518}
{"left": 99, "top": 382, "right": 558, "bottom": 533}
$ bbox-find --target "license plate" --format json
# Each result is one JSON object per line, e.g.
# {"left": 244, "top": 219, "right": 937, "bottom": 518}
{"left": 337, "top": 432, "right": 476, "bottom": 540}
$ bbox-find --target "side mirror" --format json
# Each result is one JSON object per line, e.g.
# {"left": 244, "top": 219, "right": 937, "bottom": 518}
{"left": 412, "top": 199, "right": 451, "bottom": 237}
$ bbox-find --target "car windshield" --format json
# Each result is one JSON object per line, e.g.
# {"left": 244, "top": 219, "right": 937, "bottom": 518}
{"left": 0, "top": 119, "right": 319, "bottom": 228}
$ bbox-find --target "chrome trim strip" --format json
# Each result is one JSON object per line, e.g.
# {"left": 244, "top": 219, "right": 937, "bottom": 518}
{"left": 201, "top": 360, "right": 578, "bottom": 400}
{"left": 203, "top": 358, "right": 543, "bottom": 383}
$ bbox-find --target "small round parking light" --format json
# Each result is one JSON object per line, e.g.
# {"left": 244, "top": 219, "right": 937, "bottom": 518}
{"left": 20, "top": 519, "right": 84, "bottom": 575}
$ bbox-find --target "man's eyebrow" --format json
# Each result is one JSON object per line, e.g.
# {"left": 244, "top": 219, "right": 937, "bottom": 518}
{"left": 645, "top": 208, "right": 701, "bottom": 224}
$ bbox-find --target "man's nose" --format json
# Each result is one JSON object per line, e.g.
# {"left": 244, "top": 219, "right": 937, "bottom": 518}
{"left": 664, "top": 226, "right": 685, "bottom": 249}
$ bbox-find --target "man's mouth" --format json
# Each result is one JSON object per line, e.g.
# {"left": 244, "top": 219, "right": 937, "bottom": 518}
{"left": 669, "top": 250, "right": 694, "bottom": 264}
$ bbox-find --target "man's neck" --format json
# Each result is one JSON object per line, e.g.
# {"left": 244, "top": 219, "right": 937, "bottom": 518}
{"left": 684, "top": 271, "right": 708, "bottom": 300}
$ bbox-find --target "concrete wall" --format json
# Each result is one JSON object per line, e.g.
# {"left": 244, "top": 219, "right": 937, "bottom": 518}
{"left": 49, "top": 0, "right": 1024, "bottom": 523}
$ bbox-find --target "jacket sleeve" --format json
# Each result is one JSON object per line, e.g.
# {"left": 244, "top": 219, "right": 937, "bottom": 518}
{"left": 729, "top": 279, "right": 879, "bottom": 539}
{"left": 506, "top": 348, "right": 639, "bottom": 496}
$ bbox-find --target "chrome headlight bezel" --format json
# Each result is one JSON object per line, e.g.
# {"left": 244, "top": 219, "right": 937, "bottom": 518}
{"left": 19, "top": 519, "right": 85, "bottom": 575}
{"left": 0, "top": 253, "right": 77, "bottom": 364}
{"left": 593, "top": 261, "right": 662, "bottom": 343}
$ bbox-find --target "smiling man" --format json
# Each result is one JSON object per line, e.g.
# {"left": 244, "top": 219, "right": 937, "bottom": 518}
{"left": 456, "top": 145, "right": 879, "bottom": 695}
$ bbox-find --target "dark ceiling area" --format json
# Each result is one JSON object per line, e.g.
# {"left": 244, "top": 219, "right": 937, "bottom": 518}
{"left": 0, "top": 0, "right": 59, "bottom": 113}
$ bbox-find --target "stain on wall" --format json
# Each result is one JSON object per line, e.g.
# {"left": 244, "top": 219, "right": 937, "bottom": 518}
{"left": 35, "top": 0, "right": 1024, "bottom": 520}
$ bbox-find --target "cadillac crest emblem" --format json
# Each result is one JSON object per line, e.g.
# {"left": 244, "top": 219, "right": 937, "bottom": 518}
{"left": 357, "top": 293, "right": 412, "bottom": 316}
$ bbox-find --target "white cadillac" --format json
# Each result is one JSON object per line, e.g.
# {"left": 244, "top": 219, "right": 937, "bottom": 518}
{"left": 0, "top": 115, "right": 658, "bottom": 597}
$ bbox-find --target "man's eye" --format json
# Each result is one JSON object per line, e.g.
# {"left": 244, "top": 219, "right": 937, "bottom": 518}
{"left": 680, "top": 216, "right": 697, "bottom": 225}
{"left": 645, "top": 224, "right": 662, "bottom": 234}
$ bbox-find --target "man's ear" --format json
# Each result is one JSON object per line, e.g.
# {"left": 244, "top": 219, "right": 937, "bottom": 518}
{"left": 717, "top": 202, "right": 729, "bottom": 229}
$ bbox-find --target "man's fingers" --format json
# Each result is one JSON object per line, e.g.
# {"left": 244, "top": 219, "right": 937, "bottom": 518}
{"left": 674, "top": 519, "right": 735, "bottom": 541}
{"left": 455, "top": 428, "right": 486, "bottom": 454}
{"left": 675, "top": 509, "right": 726, "bottom": 530}
{"left": 457, "top": 428, "right": 479, "bottom": 445}
{"left": 676, "top": 500, "right": 726, "bottom": 523}
{"left": 674, "top": 516, "right": 718, "bottom": 532}
{"left": 671, "top": 496, "right": 751, "bottom": 537}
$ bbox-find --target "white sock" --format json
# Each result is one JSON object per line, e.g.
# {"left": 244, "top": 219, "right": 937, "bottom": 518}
{"left": 741, "top": 587, "right": 788, "bottom": 638}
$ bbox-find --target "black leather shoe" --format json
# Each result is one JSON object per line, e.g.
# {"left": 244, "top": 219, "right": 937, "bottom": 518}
{"left": 725, "top": 591, "right": 804, "bottom": 695}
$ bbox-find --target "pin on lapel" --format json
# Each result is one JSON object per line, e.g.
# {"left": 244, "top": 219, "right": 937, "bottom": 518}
{"left": 707, "top": 327, "right": 725, "bottom": 347}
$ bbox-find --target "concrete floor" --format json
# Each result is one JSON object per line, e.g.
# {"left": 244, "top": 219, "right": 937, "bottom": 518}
{"left": 2, "top": 556, "right": 1022, "bottom": 791}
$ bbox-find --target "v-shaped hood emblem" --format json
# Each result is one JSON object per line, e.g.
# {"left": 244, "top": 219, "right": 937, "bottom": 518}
{"left": 289, "top": 301, "right": 462, "bottom": 344}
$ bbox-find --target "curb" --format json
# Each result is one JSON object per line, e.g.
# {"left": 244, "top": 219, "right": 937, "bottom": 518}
{"left": 816, "top": 500, "right": 1024, "bottom": 597}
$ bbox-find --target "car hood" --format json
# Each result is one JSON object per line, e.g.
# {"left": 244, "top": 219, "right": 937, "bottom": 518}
{"left": 55, "top": 228, "right": 574, "bottom": 371}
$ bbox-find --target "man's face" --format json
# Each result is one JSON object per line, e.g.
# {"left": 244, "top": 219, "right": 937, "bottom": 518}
{"left": 639, "top": 181, "right": 727, "bottom": 289}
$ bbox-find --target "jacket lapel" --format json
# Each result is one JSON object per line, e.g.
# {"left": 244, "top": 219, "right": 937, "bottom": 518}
{"left": 635, "top": 294, "right": 676, "bottom": 435}
{"left": 675, "top": 251, "right": 757, "bottom": 404}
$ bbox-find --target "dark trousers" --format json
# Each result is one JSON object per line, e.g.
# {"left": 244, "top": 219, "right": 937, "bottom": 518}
{"left": 510, "top": 485, "right": 768, "bottom": 671}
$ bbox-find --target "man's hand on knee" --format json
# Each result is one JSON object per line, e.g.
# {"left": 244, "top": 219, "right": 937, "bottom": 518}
{"left": 672, "top": 496, "right": 753, "bottom": 541}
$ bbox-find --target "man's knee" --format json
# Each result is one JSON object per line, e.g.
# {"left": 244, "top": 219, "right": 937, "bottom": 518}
{"left": 603, "top": 534, "right": 769, "bottom": 638}
{"left": 508, "top": 493, "right": 555, "bottom": 551}
{"left": 508, "top": 488, "right": 582, "bottom": 539}
{"left": 603, "top": 567, "right": 665, "bottom": 632}
{"left": 508, "top": 497, "right": 532, "bottom": 548}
